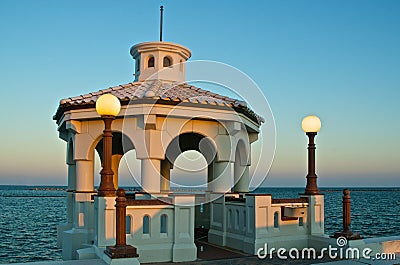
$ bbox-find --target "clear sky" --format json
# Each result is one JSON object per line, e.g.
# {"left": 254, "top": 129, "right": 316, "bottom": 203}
{"left": 0, "top": 0, "right": 399, "bottom": 187}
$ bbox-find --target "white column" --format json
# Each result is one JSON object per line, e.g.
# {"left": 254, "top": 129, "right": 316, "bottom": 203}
{"left": 233, "top": 165, "right": 249, "bottom": 193}
{"left": 75, "top": 160, "right": 94, "bottom": 192}
{"left": 57, "top": 162, "right": 76, "bottom": 249}
{"left": 211, "top": 161, "right": 233, "bottom": 193}
{"left": 141, "top": 158, "right": 161, "bottom": 193}
{"left": 172, "top": 195, "right": 197, "bottom": 262}
{"left": 301, "top": 194, "right": 325, "bottom": 235}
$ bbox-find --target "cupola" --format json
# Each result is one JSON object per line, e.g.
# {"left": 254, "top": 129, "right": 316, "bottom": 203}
{"left": 130, "top": 41, "right": 191, "bottom": 83}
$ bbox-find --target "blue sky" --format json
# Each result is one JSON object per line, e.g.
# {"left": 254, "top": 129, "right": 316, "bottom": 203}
{"left": 0, "top": 0, "right": 399, "bottom": 187}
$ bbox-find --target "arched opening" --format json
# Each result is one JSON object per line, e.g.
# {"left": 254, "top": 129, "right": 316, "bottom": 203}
{"left": 170, "top": 150, "right": 208, "bottom": 189}
{"left": 119, "top": 149, "right": 141, "bottom": 187}
{"left": 163, "top": 56, "right": 172, "bottom": 67}
{"left": 233, "top": 139, "right": 250, "bottom": 193}
{"left": 94, "top": 150, "right": 102, "bottom": 189}
{"left": 179, "top": 59, "right": 183, "bottom": 71}
{"left": 143, "top": 215, "right": 150, "bottom": 234}
{"left": 165, "top": 132, "right": 216, "bottom": 192}
{"left": 164, "top": 132, "right": 217, "bottom": 233}
{"left": 147, "top": 55, "right": 155, "bottom": 68}
{"left": 274, "top": 212, "right": 279, "bottom": 228}
{"left": 126, "top": 215, "right": 132, "bottom": 234}
{"left": 94, "top": 132, "right": 135, "bottom": 190}
{"left": 160, "top": 214, "right": 168, "bottom": 234}
{"left": 135, "top": 57, "right": 140, "bottom": 74}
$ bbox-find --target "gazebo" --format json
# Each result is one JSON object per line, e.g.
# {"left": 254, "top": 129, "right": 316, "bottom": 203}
{"left": 54, "top": 41, "right": 268, "bottom": 263}
{"left": 54, "top": 39, "right": 327, "bottom": 264}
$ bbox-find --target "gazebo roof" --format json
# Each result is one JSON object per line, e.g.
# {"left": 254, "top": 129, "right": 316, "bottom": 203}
{"left": 53, "top": 80, "right": 264, "bottom": 125}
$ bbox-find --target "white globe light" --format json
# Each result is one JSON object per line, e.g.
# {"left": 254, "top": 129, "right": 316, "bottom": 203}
{"left": 96, "top": 94, "right": 121, "bottom": 117}
{"left": 302, "top": 115, "right": 321, "bottom": 133}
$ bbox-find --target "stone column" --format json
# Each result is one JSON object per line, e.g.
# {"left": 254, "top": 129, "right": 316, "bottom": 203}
{"left": 207, "top": 194, "right": 227, "bottom": 246}
{"left": 172, "top": 195, "right": 197, "bottom": 262}
{"left": 75, "top": 160, "right": 94, "bottom": 192}
{"left": 300, "top": 194, "right": 324, "bottom": 236}
{"left": 57, "top": 162, "right": 76, "bottom": 248}
{"left": 141, "top": 158, "right": 161, "bottom": 193}
{"left": 211, "top": 161, "right": 233, "bottom": 193}
{"left": 63, "top": 159, "right": 95, "bottom": 260}
{"left": 233, "top": 165, "right": 249, "bottom": 193}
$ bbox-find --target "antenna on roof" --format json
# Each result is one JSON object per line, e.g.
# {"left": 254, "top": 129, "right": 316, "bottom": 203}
{"left": 159, "top": 6, "right": 164, "bottom": 41}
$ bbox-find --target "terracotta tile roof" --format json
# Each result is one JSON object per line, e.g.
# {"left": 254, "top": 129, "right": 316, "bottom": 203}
{"left": 54, "top": 80, "right": 264, "bottom": 125}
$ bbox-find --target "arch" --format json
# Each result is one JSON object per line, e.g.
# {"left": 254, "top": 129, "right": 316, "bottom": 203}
{"left": 91, "top": 131, "right": 136, "bottom": 190}
{"left": 274, "top": 212, "right": 279, "bottom": 228}
{"left": 126, "top": 215, "right": 132, "bottom": 234}
{"left": 299, "top": 217, "right": 304, "bottom": 227}
{"left": 95, "top": 132, "right": 135, "bottom": 163}
{"left": 233, "top": 138, "right": 250, "bottom": 192}
{"left": 118, "top": 149, "right": 141, "bottom": 187}
{"left": 165, "top": 132, "right": 217, "bottom": 165}
{"left": 235, "top": 139, "right": 249, "bottom": 166}
{"left": 143, "top": 215, "right": 150, "bottom": 234}
{"left": 136, "top": 57, "right": 140, "bottom": 73}
{"left": 160, "top": 214, "right": 168, "bottom": 233}
{"left": 163, "top": 56, "right": 172, "bottom": 67}
{"left": 179, "top": 59, "right": 183, "bottom": 71}
{"left": 147, "top": 55, "right": 155, "bottom": 68}
{"left": 163, "top": 132, "right": 217, "bottom": 191}
{"left": 170, "top": 150, "right": 208, "bottom": 188}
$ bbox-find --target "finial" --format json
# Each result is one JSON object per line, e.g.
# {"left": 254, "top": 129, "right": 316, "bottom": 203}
{"left": 160, "top": 6, "right": 164, "bottom": 41}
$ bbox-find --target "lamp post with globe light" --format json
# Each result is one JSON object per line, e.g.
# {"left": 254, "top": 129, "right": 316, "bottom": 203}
{"left": 96, "top": 94, "right": 121, "bottom": 197}
{"left": 95, "top": 94, "right": 139, "bottom": 259}
{"left": 301, "top": 115, "right": 321, "bottom": 195}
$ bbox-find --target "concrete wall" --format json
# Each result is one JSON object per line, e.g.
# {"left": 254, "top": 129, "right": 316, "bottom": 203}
{"left": 209, "top": 193, "right": 321, "bottom": 255}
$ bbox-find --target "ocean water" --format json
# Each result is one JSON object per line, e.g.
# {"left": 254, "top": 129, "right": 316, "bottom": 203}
{"left": 0, "top": 186, "right": 399, "bottom": 264}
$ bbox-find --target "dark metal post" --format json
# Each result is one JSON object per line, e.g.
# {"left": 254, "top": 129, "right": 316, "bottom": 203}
{"left": 105, "top": 188, "right": 139, "bottom": 258}
{"left": 115, "top": 189, "right": 127, "bottom": 247}
{"left": 98, "top": 116, "right": 116, "bottom": 197}
{"left": 334, "top": 189, "right": 361, "bottom": 239}
{"left": 304, "top": 132, "right": 319, "bottom": 195}
{"left": 160, "top": 6, "right": 164, "bottom": 41}
{"left": 342, "top": 189, "right": 351, "bottom": 233}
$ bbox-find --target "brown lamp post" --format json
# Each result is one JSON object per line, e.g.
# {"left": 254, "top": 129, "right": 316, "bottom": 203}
{"left": 96, "top": 94, "right": 121, "bottom": 197}
{"left": 301, "top": 115, "right": 321, "bottom": 195}
{"left": 96, "top": 94, "right": 138, "bottom": 258}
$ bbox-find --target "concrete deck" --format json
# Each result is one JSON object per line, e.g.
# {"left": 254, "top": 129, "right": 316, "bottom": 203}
{"left": 7, "top": 241, "right": 399, "bottom": 265}
{"left": 7, "top": 254, "right": 400, "bottom": 265}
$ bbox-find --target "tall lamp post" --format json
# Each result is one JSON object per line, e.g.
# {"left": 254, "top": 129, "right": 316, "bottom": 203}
{"left": 96, "top": 94, "right": 139, "bottom": 259}
{"left": 96, "top": 94, "right": 121, "bottom": 196}
{"left": 301, "top": 115, "right": 321, "bottom": 195}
